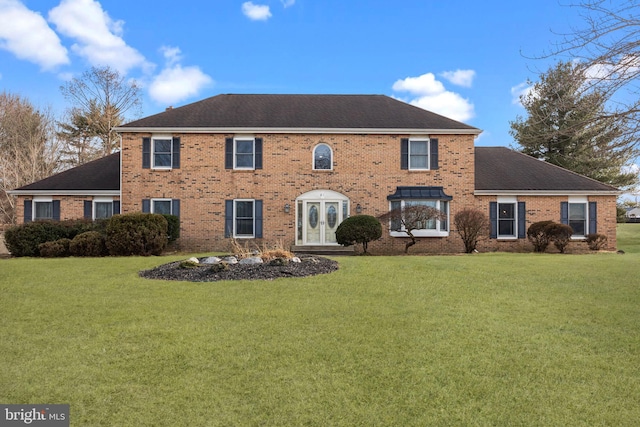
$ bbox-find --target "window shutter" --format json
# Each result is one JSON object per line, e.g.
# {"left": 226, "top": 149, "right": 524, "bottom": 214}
{"left": 589, "top": 201, "right": 597, "bottom": 234}
{"left": 171, "top": 199, "right": 180, "bottom": 217}
{"left": 430, "top": 138, "right": 439, "bottom": 170}
{"left": 142, "top": 137, "right": 151, "bottom": 169}
{"left": 113, "top": 201, "right": 120, "bottom": 215}
{"left": 142, "top": 199, "right": 151, "bottom": 213}
{"left": 24, "top": 199, "right": 32, "bottom": 223}
{"left": 517, "top": 201, "right": 526, "bottom": 239}
{"left": 225, "top": 138, "right": 234, "bottom": 169}
{"left": 255, "top": 138, "right": 263, "bottom": 169}
{"left": 560, "top": 202, "right": 569, "bottom": 225}
{"left": 255, "top": 200, "right": 263, "bottom": 238}
{"left": 225, "top": 200, "right": 233, "bottom": 237}
{"left": 489, "top": 201, "right": 497, "bottom": 239}
{"left": 84, "top": 201, "right": 92, "bottom": 219}
{"left": 52, "top": 200, "right": 61, "bottom": 221}
{"left": 400, "top": 138, "right": 409, "bottom": 170}
{"left": 172, "top": 137, "right": 181, "bottom": 169}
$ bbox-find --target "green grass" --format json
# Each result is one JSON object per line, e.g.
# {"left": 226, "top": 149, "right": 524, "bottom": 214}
{"left": 1, "top": 226, "right": 640, "bottom": 426}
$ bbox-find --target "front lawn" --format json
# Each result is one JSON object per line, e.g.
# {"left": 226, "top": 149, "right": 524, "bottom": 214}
{"left": 1, "top": 226, "right": 639, "bottom": 426}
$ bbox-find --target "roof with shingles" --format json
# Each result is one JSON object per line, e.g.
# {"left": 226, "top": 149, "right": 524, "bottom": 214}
{"left": 119, "top": 94, "right": 480, "bottom": 131}
{"left": 11, "top": 153, "right": 120, "bottom": 192}
{"left": 475, "top": 147, "right": 619, "bottom": 192}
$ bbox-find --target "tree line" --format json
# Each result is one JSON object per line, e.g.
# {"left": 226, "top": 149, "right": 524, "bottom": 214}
{"left": 0, "top": 66, "right": 141, "bottom": 223}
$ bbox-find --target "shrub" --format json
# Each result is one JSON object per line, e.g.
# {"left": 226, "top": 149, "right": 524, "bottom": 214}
{"left": 586, "top": 233, "right": 608, "bottom": 250}
{"left": 163, "top": 214, "right": 180, "bottom": 243}
{"left": 70, "top": 231, "right": 108, "bottom": 257}
{"left": 38, "top": 238, "right": 71, "bottom": 258}
{"left": 105, "top": 213, "right": 168, "bottom": 256}
{"left": 545, "top": 222, "right": 573, "bottom": 253}
{"left": 527, "top": 220, "right": 555, "bottom": 253}
{"left": 335, "top": 215, "right": 382, "bottom": 254}
{"left": 4, "top": 219, "right": 105, "bottom": 257}
{"left": 454, "top": 209, "right": 488, "bottom": 253}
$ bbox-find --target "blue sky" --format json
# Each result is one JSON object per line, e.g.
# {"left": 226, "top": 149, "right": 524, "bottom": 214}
{"left": 0, "top": 0, "right": 585, "bottom": 148}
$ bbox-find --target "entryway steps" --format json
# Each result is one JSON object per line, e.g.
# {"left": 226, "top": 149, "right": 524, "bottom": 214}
{"left": 291, "top": 245, "right": 355, "bottom": 255}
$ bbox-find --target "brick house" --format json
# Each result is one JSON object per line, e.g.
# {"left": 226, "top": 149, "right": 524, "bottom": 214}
{"left": 11, "top": 94, "right": 620, "bottom": 253}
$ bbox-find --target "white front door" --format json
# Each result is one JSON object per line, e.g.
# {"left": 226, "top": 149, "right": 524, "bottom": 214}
{"left": 304, "top": 200, "right": 341, "bottom": 245}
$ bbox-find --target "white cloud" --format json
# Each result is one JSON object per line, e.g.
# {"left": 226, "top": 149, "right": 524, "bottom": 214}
{"left": 242, "top": 2, "right": 272, "bottom": 21}
{"left": 281, "top": 0, "right": 295, "bottom": 7}
{"left": 48, "top": 0, "right": 147, "bottom": 74}
{"left": 0, "top": 0, "right": 69, "bottom": 70}
{"left": 440, "top": 69, "right": 475, "bottom": 88}
{"left": 392, "top": 72, "right": 475, "bottom": 122}
{"left": 148, "top": 46, "right": 213, "bottom": 105}
{"left": 510, "top": 82, "right": 532, "bottom": 106}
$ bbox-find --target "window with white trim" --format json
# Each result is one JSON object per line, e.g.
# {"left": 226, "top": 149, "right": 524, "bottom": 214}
{"left": 313, "top": 143, "right": 333, "bottom": 170}
{"left": 152, "top": 136, "right": 173, "bottom": 169}
{"left": 94, "top": 198, "right": 114, "bottom": 219}
{"left": 151, "top": 199, "right": 173, "bottom": 215}
{"left": 235, "top": 137, "right": 255, "bottom": 169}
{"left": 235, "top": 200, "right": 255, "bottom": 237}
{"left": 497, "top": 197, "right": 517, "bottom": 239}
{"left": 568, "top": 197, "right": 588, "bottom": 237}
{"left": 409, "top": 138, "right": 429, "bottom": 170}
{"left": 389, "top": 199, "right": 449, "bottom": 237}
{"left": 34, "top": 199, "right": 53, "bottom": 220}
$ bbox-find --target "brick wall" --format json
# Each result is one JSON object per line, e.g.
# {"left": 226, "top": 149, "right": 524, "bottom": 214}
{"left": 120, "top": 132, "right": 618, "bottom": 254}
{"left": 15, "top": 196, "right": 120, "bottom": 223}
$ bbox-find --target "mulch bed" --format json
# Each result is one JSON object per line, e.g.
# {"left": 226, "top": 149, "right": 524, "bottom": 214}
{"left": 139, "top": 255, "right": 339, "bottom": 282}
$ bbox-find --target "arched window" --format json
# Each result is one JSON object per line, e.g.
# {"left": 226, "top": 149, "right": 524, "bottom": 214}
{"left": 313, "top": 143, "right": 332, "bottom": 170}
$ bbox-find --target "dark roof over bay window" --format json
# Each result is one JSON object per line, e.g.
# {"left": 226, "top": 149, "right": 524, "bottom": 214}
{"left": 119, "top": 94, "right": 481, "bottom": 132}
{"left": 387, "top": 186, "right": 453, "bottom": 201}
{"left": 475, "top": 147, "right": 619, "bottom": 193}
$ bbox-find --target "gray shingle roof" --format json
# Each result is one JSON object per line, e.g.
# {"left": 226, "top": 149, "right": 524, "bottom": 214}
{"left": 120, "top": 94, "right": 480, "bottom": 131}
{"left": 11, "top": 153, "right": 120, "bottom": 193}
{"left": 475, "top": 147, "right": 619, "bottom": 192}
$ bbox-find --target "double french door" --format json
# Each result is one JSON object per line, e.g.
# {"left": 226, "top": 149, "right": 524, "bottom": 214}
{"left": 302, "top": 200, "right": 341, "bottom": 245}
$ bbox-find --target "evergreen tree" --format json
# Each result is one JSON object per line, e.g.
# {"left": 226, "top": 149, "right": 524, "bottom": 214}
{"left": 510, "top": 61, "right": 638, "bottom": 189}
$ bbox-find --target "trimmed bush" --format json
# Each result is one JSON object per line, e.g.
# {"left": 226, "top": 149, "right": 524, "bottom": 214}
{"left": 586, "top": 233, "right": 608, "bottom": 250}
{"left": 106, "top": 213, "right": 168, "bottom": 256}
{"left": 38, "top": 238, "right": 71, "bottom": 258}
{"left": 163, "top": 214, "right": 180, "bottom": 243}
{"left": 527, "top": 220, "right": 555, "bottom": 253}
{"left": 545, "top": 222, "right": 573, "bottom": 253}
{"left": 70, "top": 231, "right": 108, "bottom": 257}
{"left": 335, "top": 215, "right": 382, "bottom": 254}
{"left": 4, "top": 219, "right": 105, "bottom": 257}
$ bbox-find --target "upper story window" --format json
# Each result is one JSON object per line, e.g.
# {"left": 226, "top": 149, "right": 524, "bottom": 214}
{"left": 313, "top": 143, "right": 332, "bottom": 170}
{"left": 401, "top": 137, "right": 439, "bottom": 170}
{"left": 142, "top": 135, "right": 180, "bottom": 170}
{"left": 225, "top": 137, "right": 263, "bottom": 170}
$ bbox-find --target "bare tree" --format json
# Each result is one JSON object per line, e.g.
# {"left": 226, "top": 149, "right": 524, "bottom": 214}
{"left": 60, "top": 66, "right": 141, "bottom": 157}
{"left": 546, "top": 1, "right": 640, "bottom": 140}
{"left": 454, "top": 209, "right": 489, "bottom": 253}
{"left": 378, "top": 204, "right": 444, "bottom": 253}
{"left": 0, "top": 92, "right": 61, "bottom": 223}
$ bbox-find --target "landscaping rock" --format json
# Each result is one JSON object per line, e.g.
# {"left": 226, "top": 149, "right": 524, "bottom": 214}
{"left": 239, "top": 256, "right": 263, "bottom": 265}
{"left": 201, "top": 256, "right": 222, "bottom": 264}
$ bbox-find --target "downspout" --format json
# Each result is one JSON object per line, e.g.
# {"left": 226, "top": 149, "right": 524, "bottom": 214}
{"left": 119, "top": 133, "right": 123, "bottom": 214}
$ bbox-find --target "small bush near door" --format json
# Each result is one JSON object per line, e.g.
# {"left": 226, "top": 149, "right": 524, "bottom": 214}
{"left": 335, "top": 215, "right": 382, "bottom": 254}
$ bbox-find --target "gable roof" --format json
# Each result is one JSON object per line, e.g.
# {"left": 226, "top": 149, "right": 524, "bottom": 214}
{"left": 118, "top": 94, "right": 481, "bottom": 134}
{"left": 475, "top": 147, "right": 619, "bottom": 194}
{"left": 9, "top": 153, "right": 120, "bottom": 195}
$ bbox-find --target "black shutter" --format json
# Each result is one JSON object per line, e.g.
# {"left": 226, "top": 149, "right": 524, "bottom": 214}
{"left": 560, "top": 202, "right": 569, "bottom": 225}
{"left": 52, "top": 200, "right": 61, "bottom": 221}
{"left": 172, "top": 137, "right": 181, "bottom": 169}
{"left": 24, "top": 200, "right": 32, "bottom": 223}
{"left": 255, "top": 138, "right": 263, "bottom": 169}
{"left": 589, "top": 202, "right": 597, "bottom": 234}
{"left": 225, "top": 138, "right": 234, "bottom": 169}
{"left": 171, "top": 199, "right": 180, "bottom": 217}
{"left": 430, "top": 138, "right": 439, "bottom": 170}
{"left": 489, "top": 201, "right": 497, "bottom": 239}
{"left": 84, "top": 201, "right": 92, "bottom": 219}
{"left": 225, "top": 200, "right": 233, "bottom": 237}
{"left": 113, "top": 201, "right": 120, "bottom": 215}
{"left": 517, "top": 201, "right": 526, "bottom": 239}
{"left": 255, "top": 200, "right": 263, "bottom": 238}
{"left": 142, "top": 137, "right": 151, "bottom": 169}
{"left": 142, "top": 199, "right": 151, "bottom": 213}
{"left": 400, "top": 138, "right": 409, "bottom": 170}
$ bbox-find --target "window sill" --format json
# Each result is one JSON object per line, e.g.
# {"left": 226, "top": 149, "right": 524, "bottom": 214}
{"left": 151, "top": 167, "right": 172, "bottom": 171}
{"left": 390, "top": 231, "right": 449, "bottom": 238}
